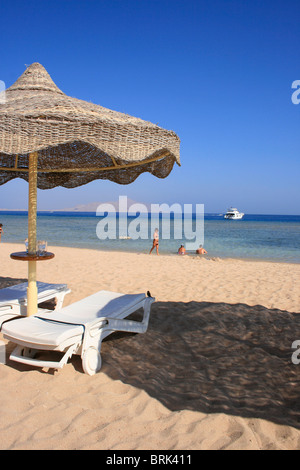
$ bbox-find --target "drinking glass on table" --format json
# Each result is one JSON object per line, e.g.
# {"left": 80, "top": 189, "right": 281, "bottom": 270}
{"left": 37, "top": 240, "right": 47, "bottom": 255}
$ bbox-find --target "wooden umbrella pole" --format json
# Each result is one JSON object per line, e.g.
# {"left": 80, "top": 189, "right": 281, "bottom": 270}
{"left": 27, "top": 152, "right": 38, "bottom": 316}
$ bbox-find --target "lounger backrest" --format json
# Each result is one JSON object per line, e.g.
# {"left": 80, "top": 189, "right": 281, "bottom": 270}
{"left": 36, "top": 290, "right": 146, "bottom": 325}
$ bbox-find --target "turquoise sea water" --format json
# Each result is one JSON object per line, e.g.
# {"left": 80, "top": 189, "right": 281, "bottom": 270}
{"left": 0, "top": 212, "right": 300, "bottom": 263}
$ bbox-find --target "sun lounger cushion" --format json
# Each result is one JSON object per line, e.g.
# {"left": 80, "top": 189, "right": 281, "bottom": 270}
{"left": 2, "top": 290, "right": 146, "bottom": 348}
{"left": 2, "top": 316, "right": 84, "bottom": 347}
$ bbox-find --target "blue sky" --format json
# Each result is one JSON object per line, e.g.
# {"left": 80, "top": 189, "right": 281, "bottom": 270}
{"left": 0, "top": 0, "right": 299, "bottom": 214}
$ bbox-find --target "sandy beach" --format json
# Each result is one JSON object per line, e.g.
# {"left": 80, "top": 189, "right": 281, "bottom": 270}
{"left": 0, "top": 242, "right": 300, "bottom": 450}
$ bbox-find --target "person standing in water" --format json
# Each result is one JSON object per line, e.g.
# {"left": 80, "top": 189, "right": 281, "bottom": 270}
{"left": 0, "top": 224, "right": 3, "bottom": 242}
{"left": 149, "top": 228, "right": 159, "bottom": 255}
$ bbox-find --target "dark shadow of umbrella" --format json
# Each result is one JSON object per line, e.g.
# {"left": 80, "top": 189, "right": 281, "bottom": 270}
{"left": 100, "top": 300, "right": 300, "bottom": 430}
{"left": 0, "top": 276, "right": 27, "bottom": 288}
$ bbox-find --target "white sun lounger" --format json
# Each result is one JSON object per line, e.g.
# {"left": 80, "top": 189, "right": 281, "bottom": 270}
{"left": 2, "top": 290, "right": 155, "bottom": 375}
{"left": 0, "top": 281, "right": 71, "bottom": 328}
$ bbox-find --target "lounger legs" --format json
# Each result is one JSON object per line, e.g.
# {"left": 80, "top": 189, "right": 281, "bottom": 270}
{"left": 10, "top": 342, "right": 81, "bottom": 371}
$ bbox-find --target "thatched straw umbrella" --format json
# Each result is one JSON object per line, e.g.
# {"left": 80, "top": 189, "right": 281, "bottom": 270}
{"left": 0, "top": 63, "right": 180, "bottom": 316}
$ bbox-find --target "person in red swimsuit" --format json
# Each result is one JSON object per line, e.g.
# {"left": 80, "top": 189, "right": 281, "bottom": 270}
{"left": 149, "top": 228, "right": 159, "bottom": 255}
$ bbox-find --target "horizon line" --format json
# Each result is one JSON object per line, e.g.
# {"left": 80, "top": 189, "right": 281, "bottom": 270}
{"left": 0, "top": 209, "right": 300, "bottom": 217}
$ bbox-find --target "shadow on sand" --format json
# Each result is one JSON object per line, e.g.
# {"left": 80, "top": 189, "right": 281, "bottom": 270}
{"left": 100, "top": 300, "right": 300, "bottom": 429}
{"left": 2, "top": 280, "right": 300, "bottom": 430}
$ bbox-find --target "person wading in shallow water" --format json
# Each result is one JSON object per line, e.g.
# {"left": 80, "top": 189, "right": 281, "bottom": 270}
{"left": 178, "top": 244, "right": 186, "bottom": 255}
{"left": 149, "top": 228, "right": 159, "bottom": 255}
{"left": 0, "top": 224, "right": 3, "bottom": 242}
{"left": 196, "top": 244, "right": 207, "bottom": 255}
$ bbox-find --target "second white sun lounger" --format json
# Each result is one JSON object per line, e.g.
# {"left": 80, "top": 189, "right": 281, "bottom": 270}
{"left": 0, "top": 281, "right": 71, "bottom": 328}
{"left": 2, "top": 290, "right": 155, "bottom": 375}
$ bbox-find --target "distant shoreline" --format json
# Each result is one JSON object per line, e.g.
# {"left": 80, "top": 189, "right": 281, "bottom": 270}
{"left": 2, "top": 240, "right": 300, "bottom": 265}
{"left": 1, "top": 210, "right": 300, "bottom": 217}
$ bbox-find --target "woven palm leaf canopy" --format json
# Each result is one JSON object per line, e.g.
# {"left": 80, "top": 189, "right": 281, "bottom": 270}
{"left": 0, "top": 63, "right": 180, "bottom": 315}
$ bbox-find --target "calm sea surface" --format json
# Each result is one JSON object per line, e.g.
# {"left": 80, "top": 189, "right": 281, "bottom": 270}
{"left": 1, "top": 212, "right": 300, "bottom": 263}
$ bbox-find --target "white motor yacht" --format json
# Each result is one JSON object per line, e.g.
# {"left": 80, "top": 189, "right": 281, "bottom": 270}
{"left": 224, "top": 207, "right": 244, "bottom": 220}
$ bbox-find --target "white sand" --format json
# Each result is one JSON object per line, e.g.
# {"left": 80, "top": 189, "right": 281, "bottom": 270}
{"left": 0, "top": 242, "right": 300, "bottom": 450}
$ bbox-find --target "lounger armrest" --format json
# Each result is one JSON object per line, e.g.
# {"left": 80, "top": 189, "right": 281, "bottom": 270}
{"left": 103, "top": 296, "right": 154, "bottom": 334}
{"left": 82, "top": 297, "right": 155, "bottom": 356}
{"left": 88, "top": 297, "right": 154, "bottom": 333}
{"left": 103, "top": 317, "right": 147, "bottom": 334}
